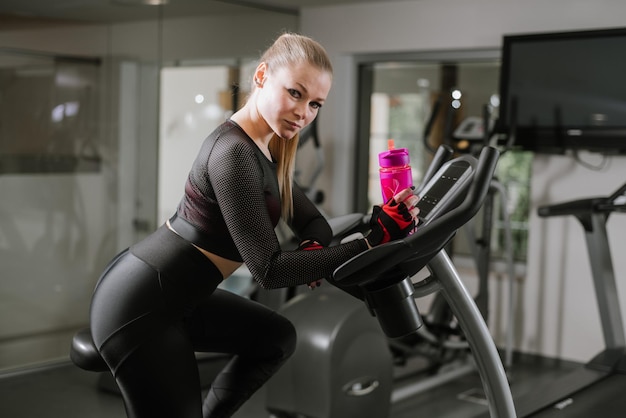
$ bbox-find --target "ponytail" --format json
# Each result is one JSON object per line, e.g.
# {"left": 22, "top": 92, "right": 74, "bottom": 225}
{"left": 269, "top": 132, "right": 300, "bottom": 220}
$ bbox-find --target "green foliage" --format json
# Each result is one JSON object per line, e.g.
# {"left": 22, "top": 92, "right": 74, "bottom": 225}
{"left": 494, "top": 150, "right": 533, "bottom": 261}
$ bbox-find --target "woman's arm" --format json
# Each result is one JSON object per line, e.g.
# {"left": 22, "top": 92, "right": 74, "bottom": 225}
{"left": 209, "top": 139, "right": 367, "bottom": 289}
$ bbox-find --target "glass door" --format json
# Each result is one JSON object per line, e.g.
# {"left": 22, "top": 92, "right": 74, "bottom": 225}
{"left": 0, "top": 15, "right": 163, "bottom": 372}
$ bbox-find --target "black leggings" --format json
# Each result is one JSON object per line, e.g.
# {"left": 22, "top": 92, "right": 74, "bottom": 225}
{"left": 89, "top": 226, "right": 297, "bottom": 418}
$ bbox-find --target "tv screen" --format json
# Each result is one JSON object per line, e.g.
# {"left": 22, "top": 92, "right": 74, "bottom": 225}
{"left": 498, "top": 27, "right": 626, "bottom": 154}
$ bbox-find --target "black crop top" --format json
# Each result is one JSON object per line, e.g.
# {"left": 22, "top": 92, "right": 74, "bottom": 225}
{"left": 175, "top": 120, "right": 368, "bottom": 289}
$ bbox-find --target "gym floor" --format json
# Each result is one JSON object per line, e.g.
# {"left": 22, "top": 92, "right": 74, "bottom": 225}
{"left": 1, "top": 353, "right": 615, "bottom": 418}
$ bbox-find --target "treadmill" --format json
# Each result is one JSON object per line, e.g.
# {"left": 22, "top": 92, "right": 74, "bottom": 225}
{"left": 481, "top": 182, "right": 626, "bottom": 417}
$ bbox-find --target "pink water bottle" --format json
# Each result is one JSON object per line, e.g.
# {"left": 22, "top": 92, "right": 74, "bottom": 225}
{"left": 379, "top": 139, "right": 413, "bottom": 202}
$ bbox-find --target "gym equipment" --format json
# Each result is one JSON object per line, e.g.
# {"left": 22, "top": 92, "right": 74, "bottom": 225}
{"left": 427, "top": 101, "right": 519, "bottom": 369}
{"left": 488, "top": 182, "right": 626, "bottom": 417}
{"left": 266, "top": 146, "right": 516, "bottom": 418}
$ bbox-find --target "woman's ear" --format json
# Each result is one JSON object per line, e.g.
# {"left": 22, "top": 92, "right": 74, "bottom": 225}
{"left": 254, "top": 62, "right": 267, "bottom": 88}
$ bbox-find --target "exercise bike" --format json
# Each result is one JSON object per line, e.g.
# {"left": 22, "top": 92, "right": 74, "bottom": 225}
{"left": 265, "top": 146, "right": 516, "bottom": 418}
{"left": 69, "top": 146, "right": 516, "bottom": 417}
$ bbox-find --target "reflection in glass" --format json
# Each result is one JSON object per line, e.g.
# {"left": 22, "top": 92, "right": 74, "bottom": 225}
{"left": 0, "top": 50, "right": 101, "bottom": 174}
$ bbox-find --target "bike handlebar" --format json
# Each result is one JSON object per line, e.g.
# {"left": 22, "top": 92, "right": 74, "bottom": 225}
{"left": 538, "top": 182, "right": 626, "bottom": 218}
{"left": 333, "top": 146, "right": 500, "bottom": 287}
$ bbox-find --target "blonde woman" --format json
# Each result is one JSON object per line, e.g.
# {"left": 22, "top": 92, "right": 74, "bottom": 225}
{"left": 87, "top": 33, "right": 418, "bottom": 418}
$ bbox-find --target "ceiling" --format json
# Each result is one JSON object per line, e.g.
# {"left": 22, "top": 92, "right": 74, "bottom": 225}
{"left": 0, "top": 0, "right": 383, "bottom": 24}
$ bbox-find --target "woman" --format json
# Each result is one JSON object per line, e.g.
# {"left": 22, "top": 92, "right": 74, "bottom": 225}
{"left": 89, "top": 32, "right": 419, "bottom": 418}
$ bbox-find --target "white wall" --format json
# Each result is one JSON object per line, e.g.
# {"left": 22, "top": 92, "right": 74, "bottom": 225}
{"left": 0, "top": 12, "right": 297, "bottom": 60}
{"left": 301, "top": 0, "right": 626, "bottom": 362}
{"left": 523, "top": 155, "right": 626, "bottom": 361}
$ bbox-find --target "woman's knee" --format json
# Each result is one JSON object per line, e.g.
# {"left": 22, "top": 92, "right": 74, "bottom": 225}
{"left": 265, "top": 312, "right": 297, "bottom": 360}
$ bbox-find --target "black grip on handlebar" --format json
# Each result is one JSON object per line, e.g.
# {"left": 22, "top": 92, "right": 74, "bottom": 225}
{"left": 538, "top": 182, "right": 626, "bottom": 218}
{"left": 537, "top": 199, "right": 598, "bottom": 218}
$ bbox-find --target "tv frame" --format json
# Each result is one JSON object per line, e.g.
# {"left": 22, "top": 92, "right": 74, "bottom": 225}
{"left": 497, "top": 27, "right": 626, "bottom": 155}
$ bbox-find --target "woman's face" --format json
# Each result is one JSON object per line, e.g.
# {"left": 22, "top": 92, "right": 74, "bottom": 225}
{"left": 255, "top": 62, "right": 332, "bottom": 140}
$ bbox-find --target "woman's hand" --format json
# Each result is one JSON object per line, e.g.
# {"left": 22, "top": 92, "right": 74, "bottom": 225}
{"left": 366, "top": 188, "right": 420, "bottom": 247}
{"left": 394, "top": 187, "right": 420, "bottom": 219}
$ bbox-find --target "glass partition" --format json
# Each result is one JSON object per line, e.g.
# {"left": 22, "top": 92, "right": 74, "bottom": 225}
{"left": 0, "top": 2, "right": 297, "bottom": 373}
{"left": 0, "top": 11, "right": 161, "bottom": 372}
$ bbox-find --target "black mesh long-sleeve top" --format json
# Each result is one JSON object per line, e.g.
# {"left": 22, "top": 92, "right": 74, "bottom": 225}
{"left": 175, "top": 120, "right": 368, "bottom": 289}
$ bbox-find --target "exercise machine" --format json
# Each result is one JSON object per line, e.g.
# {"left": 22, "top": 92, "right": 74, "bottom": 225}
{"left": 487, "top": 182, "right": 626, "bottom": 417}
{"left": 449, "top": 103, "right": 519, "bottom": 369}
{"left": 266, "top": 146, "right": 516, "bottom": 418}
{"left": 69, "top": 145, "right": 516, "bottom": 417}
{"left": 428, "top": 99, "right": 519, "bottom": 369}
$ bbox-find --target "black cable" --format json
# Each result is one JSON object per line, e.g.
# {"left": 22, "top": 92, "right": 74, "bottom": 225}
{"left": 423, "top": 97, "right": 442, "bottom": 154}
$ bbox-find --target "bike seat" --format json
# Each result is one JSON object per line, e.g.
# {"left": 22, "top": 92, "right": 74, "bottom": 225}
{"left": 70, "top": 328, "right": 109, "bottom": 372}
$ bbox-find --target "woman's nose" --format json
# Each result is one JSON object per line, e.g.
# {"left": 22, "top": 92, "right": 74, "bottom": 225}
{"left": 294, "top": 102, "right": 307, "bottom": 120}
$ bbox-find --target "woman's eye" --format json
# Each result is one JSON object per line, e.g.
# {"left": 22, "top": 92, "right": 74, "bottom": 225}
{"left": 287, "top": 88, "right": 321, "bottom": 110}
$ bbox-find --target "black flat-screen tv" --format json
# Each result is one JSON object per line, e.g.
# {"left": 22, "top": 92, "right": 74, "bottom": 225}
{"left": 497, "top": 27, "right": 626, "bottom": 154}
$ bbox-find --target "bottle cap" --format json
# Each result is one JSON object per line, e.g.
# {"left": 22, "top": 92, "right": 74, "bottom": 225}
{"left": 379, "top": 147, "right": 410, "bottom": 167}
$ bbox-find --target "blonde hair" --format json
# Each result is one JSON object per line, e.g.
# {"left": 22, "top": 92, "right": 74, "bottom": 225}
{"left": 260, "top": 32, "right": 333, "bottom": 220}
